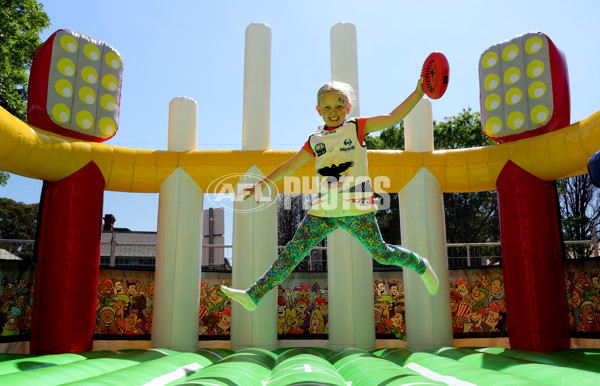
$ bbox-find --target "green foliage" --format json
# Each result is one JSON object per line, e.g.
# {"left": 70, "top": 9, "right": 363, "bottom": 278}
{"left": 443, "top": 190, "right": 499, "bottom": 243}
{"left": 365, "top": 108, "right": 495, "bottom": 151}
{"left": 372, "top": 193, "right": 401, "bottom": 245}
{"left": 556, "top": 175, "right": 600, "bottom": 259}
{"left": 432, "top": 109, "right": 495, "bottom": 149}
{"left": 277, "top": 194, "right": 326, "bottom": 270}
{"left": 0, "top": 170, "right": 8, "bottom": 186}
{"left": 0, "top": 197, "right": 39, "bottom": 261}
{"left": 365, "top": 121, "right": 405, "bottom": 150}
{"left": 367, "top": 108, "right": 600, "bottom": 258}
{"left": 368, "top": 108, "right": 500, "bottom": 245}
{"left": 0, "top": 0, "right": 50, "bottom": 121}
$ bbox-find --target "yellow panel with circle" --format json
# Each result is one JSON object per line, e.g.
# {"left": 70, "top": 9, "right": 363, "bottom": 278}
{"left": 45, "top": 30, "right": 122, "bottom": 140}
{"left": 479, "top": 32, "right": 559, "bottom": 143}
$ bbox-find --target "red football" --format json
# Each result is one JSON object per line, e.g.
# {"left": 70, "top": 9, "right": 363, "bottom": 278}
{"left": 420, "top": 52, "right": 449, "bottom": 99}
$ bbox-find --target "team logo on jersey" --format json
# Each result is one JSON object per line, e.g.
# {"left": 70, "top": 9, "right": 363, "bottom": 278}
{"left": 340, "top": 138, "right": 355, "bottom": 152}
{"left": 315, "top": 143, "right": 327, "bottom": 157}
{"left": 318, "top": 161, "right": 354, "bottom": 179}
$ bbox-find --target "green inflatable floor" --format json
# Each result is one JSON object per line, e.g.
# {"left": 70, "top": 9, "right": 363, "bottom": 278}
{"left": 0, "top": 346, "right": 599, "bottom": 385}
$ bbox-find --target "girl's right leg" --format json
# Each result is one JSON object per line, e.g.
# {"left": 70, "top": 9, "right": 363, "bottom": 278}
{"left": 340, "top": 212, "right": 439, "bottom": 295}
{"left": 222, "top": 215, "right": 336, "bottom": 310}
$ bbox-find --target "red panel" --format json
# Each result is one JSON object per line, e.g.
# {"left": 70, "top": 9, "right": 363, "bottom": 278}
{"left": 496, "top": 161, "right": 570, "bottom": 351}
{"left": 30, "top": 162, "right": 105, "bottom": 354}
{"left": 27, "top": 30, "right": 56, "bottom": 131}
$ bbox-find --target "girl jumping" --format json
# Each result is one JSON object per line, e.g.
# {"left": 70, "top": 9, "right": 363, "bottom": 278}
{"left": 221, "top": 79, "right": 439, "bottom": 311}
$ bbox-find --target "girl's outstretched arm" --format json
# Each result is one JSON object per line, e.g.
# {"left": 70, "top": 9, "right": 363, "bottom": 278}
{"left": 363, "top": 79, "right": 425, "bottom": 135}
{"left": 243, "top": 148, "right": 313, "bottom": 202}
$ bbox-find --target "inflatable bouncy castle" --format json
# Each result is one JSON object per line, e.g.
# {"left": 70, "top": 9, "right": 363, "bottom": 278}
{"left": 0, "top": 23, "right": 599, "bottom": 384}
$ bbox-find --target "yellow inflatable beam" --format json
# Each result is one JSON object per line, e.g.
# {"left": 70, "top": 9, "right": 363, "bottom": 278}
{"left": 1, "top": 106, "right": 599, "bottom": 194}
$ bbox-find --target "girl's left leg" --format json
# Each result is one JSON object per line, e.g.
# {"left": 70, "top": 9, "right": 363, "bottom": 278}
{"left": 246, "top": 215, "right": 336, "bottom": 304}
{"left": 341, "top": 212, "right": 439, "bottom": 295}
{"left": 222, "top": 215, "right": 337, "bottom": 311}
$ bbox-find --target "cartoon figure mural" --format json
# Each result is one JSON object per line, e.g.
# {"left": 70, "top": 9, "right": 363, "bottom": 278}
{"left": 469, "top": 279, "right": 489, "bottom": 307}
{"left": 2, "top": 307, "right": 21, "bottom": 336}
{"left": 202, "top": 285, "right": 227, "bottom": 312}
{"left": 309, "top": 310, "right": 324, "bottom": 334}
{"left": 216, "top": 308, "right": 231, "bottom": 335}
{"left": 464, "top": 307, "right": 485, "bottom": 333}
{"left": 95, "top": 307, "right": 122, "bottom": 335}
{"left": 578, "top": 301, "right": 600, "bottom": 332}
{"left": 1, "top": 263, "right": 599, "bottom": 344}
{"left": 98, "top": 279, "right": 115, "bottom": 306}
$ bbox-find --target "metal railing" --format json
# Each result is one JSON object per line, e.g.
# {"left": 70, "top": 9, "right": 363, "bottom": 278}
{"left": 446, "top": 242, "right": 502, "bottom": 269}
{"left": 2, "top": 236, "right": 599, "bottom": 270}
{"left": 0, "top": 239, "right": 35, "bottom": 244}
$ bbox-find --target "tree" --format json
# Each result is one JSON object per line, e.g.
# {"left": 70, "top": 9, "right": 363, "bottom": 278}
{"left": 0, "top": 197, "right": 39, "bottom": 261}
{"left": 277, "top": 194, "right": 327, "bottom": 271}
{"left": 557, "top": 175, "right": 600, "bottom": 258}
{"left": 432, "top": 109, "right": 499, "bottom": 245}
{"left": 366, "top": 109, "right": 500, "bottom": 250}
{"left": 1, "top": 1, "right": 50, "bottom": 187}
{"left": 0, "top": 0, "right": 50, "bottom": 121}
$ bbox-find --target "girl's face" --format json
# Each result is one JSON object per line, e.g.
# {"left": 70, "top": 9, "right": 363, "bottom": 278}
{"left": 316, "top": 92, "right": 351, "bottom": 128}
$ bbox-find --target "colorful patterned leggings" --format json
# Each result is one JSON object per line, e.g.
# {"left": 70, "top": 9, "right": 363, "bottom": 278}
{"left": 247, "top": 212, "right": 426, "bottom": 305}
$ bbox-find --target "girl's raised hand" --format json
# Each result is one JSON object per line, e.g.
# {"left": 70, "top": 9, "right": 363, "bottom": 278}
{"left": 416, "top": 77, "right": 425, "bottom": 97}
{"left": 242, "top": 182, "right": 269, "bottom": 204}
{"left": 241, "top": 183, "right": 258, "bottom": 201}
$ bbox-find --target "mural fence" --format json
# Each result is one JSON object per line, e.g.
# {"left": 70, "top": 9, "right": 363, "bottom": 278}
{"left": 0, "top": 260, "right": 598, "bottom": 341}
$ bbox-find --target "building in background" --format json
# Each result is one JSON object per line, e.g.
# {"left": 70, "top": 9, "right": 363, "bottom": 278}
{"left": 202, "top": 208, "right": 225, "bottom": 269}
{"left": 0, "top": 249, "right": 22, "bottom": 261}
{"left": 100, "top": 209, "right": 230, "bottom": 270}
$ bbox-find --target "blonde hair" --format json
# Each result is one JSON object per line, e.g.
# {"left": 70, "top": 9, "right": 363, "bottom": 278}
{"left": 317, "top": 81, "right": 355, "bottom": 106}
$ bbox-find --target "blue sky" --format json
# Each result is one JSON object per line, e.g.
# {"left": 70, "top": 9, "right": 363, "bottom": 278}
{"left": 2, "top": 0, "right": 600, "bottom": 256}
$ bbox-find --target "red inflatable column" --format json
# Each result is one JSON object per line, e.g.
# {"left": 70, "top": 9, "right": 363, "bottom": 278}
{"left": 496, "top": 161, "right": 570, "bottom": 351}
{"left": 30, "top": 162, "right": 105, "bottom": 354}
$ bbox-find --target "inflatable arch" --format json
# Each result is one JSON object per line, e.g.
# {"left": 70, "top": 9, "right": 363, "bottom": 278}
{"left": 0, "top": 24, "right": 599, "bottom": 355}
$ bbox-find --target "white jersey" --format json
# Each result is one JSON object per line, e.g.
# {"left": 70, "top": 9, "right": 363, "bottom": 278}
{"left": 306, "top": 118, "right": 377, "bottom": 217}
